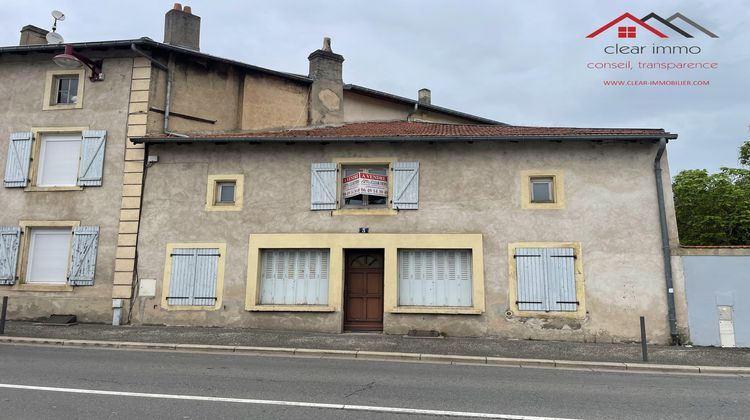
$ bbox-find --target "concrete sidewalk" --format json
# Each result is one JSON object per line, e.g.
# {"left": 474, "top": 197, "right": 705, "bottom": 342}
{"left": 2, "top": 321, "right": 749, "bottom": 371}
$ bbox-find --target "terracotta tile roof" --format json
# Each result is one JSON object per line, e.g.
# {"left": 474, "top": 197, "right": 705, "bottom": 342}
{"left": 136, "top": 121, "right": 675, "bottom": 142}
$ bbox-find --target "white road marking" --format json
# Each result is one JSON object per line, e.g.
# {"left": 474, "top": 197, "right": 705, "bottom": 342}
{"left": 0, "top": 383, "right": 581, "bottom": 420}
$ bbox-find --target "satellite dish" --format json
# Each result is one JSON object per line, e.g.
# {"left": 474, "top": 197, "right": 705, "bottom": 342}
{"left": 46, "top": 32, "right": 64, "bottom": 44}
{"left": 51, "top": 10, "right": 65, "bottom": 21}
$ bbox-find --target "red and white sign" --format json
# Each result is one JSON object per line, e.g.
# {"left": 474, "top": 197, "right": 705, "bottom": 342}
{"left": 343, "top": 172, "right": 388, "bottom": 198}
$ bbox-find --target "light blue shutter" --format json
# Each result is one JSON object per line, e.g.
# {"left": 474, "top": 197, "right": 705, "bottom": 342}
{"left": 3, "top": 132, "right": 33, "bottom": 187}
{"left": 0, "top": 227, "right": 21, "bottom": 285}
{"left": 515, "top": 247, "right": 577, "bottom": 312}
{"left": 546, "top": 248, "right": 577, "bottom": 312}
{"left": 398, "top": 249, "right": 472, "bottom": 307}
{"left": 515, "top": 248, "right": 546, "bottom": 311}
{"left": 392, "top": 161, "right": 419, "bottom": 209}
{"left": 78, "top": 130, "right": 107, "bottom": 186}
{"left": 67, "top": 226, "right": 99, "bottom": 286}
{"left": 310, "top": 163, "right": 337, "bottom": 210}
{"left": 167, "top": 248, "right": 219, "bottom": 306}
{"left": 260, "top": 249, "right": 329, "bottom": 305}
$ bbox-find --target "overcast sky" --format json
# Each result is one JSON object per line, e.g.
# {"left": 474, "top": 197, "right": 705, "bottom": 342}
{"left": 2, "top": 0, "right": 748, "bottom": 175}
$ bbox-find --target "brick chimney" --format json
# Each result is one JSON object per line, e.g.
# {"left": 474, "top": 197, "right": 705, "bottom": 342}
{"left": 308, "top": 37, "right": 345, "bottom": 125}
{"left": 164, "top": 3, "right": 200, "bottom": 51}
{"left": 19, "top": 25, "right": 48, "bottom": 46}
{"left": 418, "top": 88, "right": 431, "bottom": 105}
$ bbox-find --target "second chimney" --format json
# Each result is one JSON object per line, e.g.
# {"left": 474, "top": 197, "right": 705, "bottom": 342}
{"left": 164, "top": 3, "right": 201, "bottom": 51}
{"left": 418, "top": 88, "right": 431, "bottom": 105}
{"left": 19, "top": 25, "right": 49, "bottom": 46}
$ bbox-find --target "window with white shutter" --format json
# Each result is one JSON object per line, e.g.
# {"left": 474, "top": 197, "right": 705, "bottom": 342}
{"left": 514, "top": 247, "right": 579, "bottom": 312}
{"left": 25, "top": 228, "right": 72, "bottom": 285}
{"left": 398, "top": 249, "right": 472, "bottom": 307}
{"left": 165, "top": 246, "right": 223, "bottom": 308}
{"left": 259, "top": 249, "right": 329, "bottom": 305}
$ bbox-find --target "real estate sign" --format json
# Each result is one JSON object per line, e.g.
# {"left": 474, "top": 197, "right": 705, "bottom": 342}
{"left": 343, "top": 172, "right": 388, "bottom": 198}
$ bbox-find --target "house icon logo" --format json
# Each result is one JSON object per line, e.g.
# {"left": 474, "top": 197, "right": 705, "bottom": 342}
{"left": 587, "top": 12, "right": 718, "bottom": 39}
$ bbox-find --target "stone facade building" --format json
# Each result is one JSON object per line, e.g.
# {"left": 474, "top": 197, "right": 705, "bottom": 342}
{"left": 0, "top": 5, "right": 687, "bottom": 343}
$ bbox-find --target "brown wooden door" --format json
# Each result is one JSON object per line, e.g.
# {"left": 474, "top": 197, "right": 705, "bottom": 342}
{"left": 344, "top": 250, "right": 384, "bottom": 332}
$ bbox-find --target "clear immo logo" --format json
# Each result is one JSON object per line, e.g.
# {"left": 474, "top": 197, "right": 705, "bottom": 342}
{"left": 587, "top": 12, "right": 718, "bottom": 39}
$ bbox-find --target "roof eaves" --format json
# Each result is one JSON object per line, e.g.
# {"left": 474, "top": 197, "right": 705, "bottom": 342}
{"left": 132, "top": 133, "right": 676, "bottom": 144}
{"left": 343, "top": 84, "right": 506, "bottom": 126}
{"left": 0, "top": 38, "right": 313, "bottom": 84}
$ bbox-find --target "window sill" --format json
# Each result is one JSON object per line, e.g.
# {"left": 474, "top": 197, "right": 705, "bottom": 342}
{"left": 521, "top": 202, "right": 565, "bottom": 210}
{"left": 25, "top": 186, "right": 84, "bottom": 192}
{"left": 205, "top": 204, "right": 242, "bottom": 212}
{"left": 510, "top": 310, "right": 585, "bottom": 319}
{"left": 388, "top": 307, "right": 483, "bottom": 315}
{"left": 332, "top": 208, "right": 398, "bottom": 216}
{"left": 42, "top": 104, "right": 83, "bottom": 111}
{"left": 246, "top": 304, "right": 335, "bottom": 312}
{"left": 12, "top": 284, "right": 74, "bottom": 292}
{"left": 161, "top": 303, "right": 222, "bottom": 311}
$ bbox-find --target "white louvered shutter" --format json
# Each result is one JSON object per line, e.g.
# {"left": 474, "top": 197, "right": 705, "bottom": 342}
{"left": 260, "top": 249, "right": 329, "bottom": 305}
{"left": 3, "top": 132, "right": 33, "bottom": 187}
{"left": 310, "top": 163, "right": 337, "bottom": 210}
{"left": 67, "top": 226, "right": 99, "bottom": 286}
{"left": 398, "top": 249, "right": 472, "bottom": 307}
{"left": 78, "top": 130, "right": 107, "bottom": 186}
{"left": 515, "top": 247, "right": 577, "bottom": 312}
{"left": 167, "top": 248, "right": 220, "bottom": 306}
{"left": 0, "top": 227, "right": 21, "bottom": 285}
{"left": 392, "top": 161, "right": 419, "bottom": 209}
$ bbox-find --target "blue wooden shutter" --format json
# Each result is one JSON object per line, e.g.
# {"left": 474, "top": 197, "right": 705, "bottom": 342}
{"left": 260, "top": 249, "right": 329, "bottom": 305}
{"left": 78, "top": 130, "right": 107, "bottom": 186}
{"left": 3, "top": 132, "right": 33, "bottom": 188}
{"left": 167, "top": 248, "right": 220, "bottom": 306}
{"left": 514, "top": 248, "right": 547, "bottom": 311}
{"left": 310, "top": 163, "right": 337, "bottom": 210}
{"left": 398, "top": 249, "right": 472, "bottom": 307}
{"left": 392, "top": 161, "right": 419, "bottom": 209}
{"left": 515, "top": 247, "right": 577, "bottom": 312}
{"left": 68, "top": 226, "right": 99, "bottom": 286}
{"left": 0, "top": 227, "right": 21, "bottom": 285}
{"left": 546, "top": 248, "right": 577, "bottom": 312}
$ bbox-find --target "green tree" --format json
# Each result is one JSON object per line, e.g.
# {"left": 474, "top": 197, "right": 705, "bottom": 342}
{"left": 672, "top": 142, "right": 750, "bottom": 245}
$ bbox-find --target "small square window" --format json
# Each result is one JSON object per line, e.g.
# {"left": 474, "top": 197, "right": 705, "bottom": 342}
{"left": 530, "top": 177, "right": 554, "bottom": 203}
{"left": 55, "top": 76, "right": 79, "bottom": 105}
{"left": 43, "top": 69, "right": 85, "bottom": 110}
{"left": 206, "top": 174, "right": 243, "bottom": 211}
{"left": 216, "top": 182, "right": 236, "bottom": 204}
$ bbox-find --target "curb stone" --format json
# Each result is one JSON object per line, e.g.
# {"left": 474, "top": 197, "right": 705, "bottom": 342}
{"left": 0, "top": 335, "right": 747, "bottom": 375}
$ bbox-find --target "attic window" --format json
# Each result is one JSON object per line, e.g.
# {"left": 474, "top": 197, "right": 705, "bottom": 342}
{"left": 618, "top": 26, "right": 636, "bottom": 38}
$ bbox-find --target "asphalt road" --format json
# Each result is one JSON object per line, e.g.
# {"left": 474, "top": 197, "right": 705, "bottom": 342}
{"left": 0, "top": 344, "right": 747, "bottom": 420}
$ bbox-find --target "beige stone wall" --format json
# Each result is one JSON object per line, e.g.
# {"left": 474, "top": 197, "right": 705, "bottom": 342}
{"left": 240, "top": 73, "right": 309, "bottom": 131}
{"left": 343, "top": 91, "right": 485, "bottom": 124}
{"left": 134, "top": 140, "right": 682, "bottom": 343}
{"left": 0, "top": 55, "right": 134, "bottom": 322}
{"left": 147, "top": 57, "right": 243, "bottom": 134}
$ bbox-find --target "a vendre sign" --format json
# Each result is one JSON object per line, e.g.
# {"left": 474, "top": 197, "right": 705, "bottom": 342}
{"left": 343, "top": 172, "right": 388, "bottom": 198}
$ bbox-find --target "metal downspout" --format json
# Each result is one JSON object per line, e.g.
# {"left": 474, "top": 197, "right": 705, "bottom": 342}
{"left": 129, "top": 44, "right": 187, "bottom": 137}
{"left": 654, "top": 138, "right": 679, "bottom": 344}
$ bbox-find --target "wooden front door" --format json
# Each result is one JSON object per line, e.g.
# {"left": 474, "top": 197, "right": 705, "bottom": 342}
{"left": 344, "top": 250, "right": 384, "bottom": 332}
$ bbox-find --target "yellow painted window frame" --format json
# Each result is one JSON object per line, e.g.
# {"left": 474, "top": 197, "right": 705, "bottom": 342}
{"left": 25, "top": 127, "right": 89, "bottom": 192}
{"left": 245, "top": 233, "right": 485, "bottom": 315}
{"left": 161, "top": 242, "right": 226, "bottom": 311}
{"left": 42, "top": 69, "right": 85, "bottom": 110}
{"left": 507, "top": 241, "right": 585, "bottom": 319}
{"left": 205, "top": 174, "right": 244, "bottom": 212}
{"left": 11, "top": 220, "right": 80, "bottom": 292}
{"left": 331, "top": 157, "right": 397, "bottom": 216}
{"left": 520, "top": 170, "right": 565, "bottom": 209}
